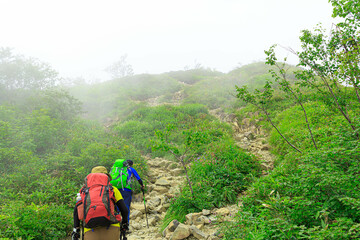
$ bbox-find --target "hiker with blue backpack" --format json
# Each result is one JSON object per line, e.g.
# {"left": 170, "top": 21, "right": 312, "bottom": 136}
{"left": 71, "top": 166, "right": 129, "bottom": 240}
{"left": 109, "top": 159, "right": 145, "bottom": 226}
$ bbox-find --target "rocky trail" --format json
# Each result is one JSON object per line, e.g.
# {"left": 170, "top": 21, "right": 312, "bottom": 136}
{"left": 209, "top": 108, "right": 274, "bottom": 173}
{"left": 126, "top": 109, "right": 274, "bottom": 240}
{"left": 126, "top": 157, "right": 235, "bottom": 240}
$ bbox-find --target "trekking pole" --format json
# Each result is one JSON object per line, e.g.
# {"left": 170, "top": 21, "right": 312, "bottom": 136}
{"left": 142, "top": 190, "right": 149, "bottom": 228}
{"left": 81, "top": 221, "right": 84, "bottom": 240}
{"left": 120, "top": 229, "right": 127, "bottom": 240}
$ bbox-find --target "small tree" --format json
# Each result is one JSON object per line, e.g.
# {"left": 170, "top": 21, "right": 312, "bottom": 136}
{"left": 236, "top": 81, "right": 302, "bottom": 154}
{"left": 273, "top": 0, "right": 360, "bottom": 137}
{"left": 0, "top": 47, "right": 60, "bottom": 90}
{"left": 152, "top": 121, "right": 214, "bottom": 198}
{"left": 265, "top": 45, "right": 318, "bottom": 149}
{"left": 105, "top": 54, "right": 134, "bottom": 79}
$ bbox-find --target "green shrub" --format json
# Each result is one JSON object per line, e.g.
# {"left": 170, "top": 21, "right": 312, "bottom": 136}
{"left": 0, "top": 201, "right": 72, "bottom": 240}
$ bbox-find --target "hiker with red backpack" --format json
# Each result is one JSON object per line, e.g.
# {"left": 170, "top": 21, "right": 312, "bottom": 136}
{"left": 109, "top": 159, "right": 145, "bottom": 226}
{"left": 71, "top": 166, "right": 129, "bottom": 240}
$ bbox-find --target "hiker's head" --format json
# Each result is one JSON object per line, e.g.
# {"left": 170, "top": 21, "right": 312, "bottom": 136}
{"left": 91, "top": 166, "right": 112, "bottom": 180}
{"left": 125, "top": 159, "right": 133, "bottom": 167}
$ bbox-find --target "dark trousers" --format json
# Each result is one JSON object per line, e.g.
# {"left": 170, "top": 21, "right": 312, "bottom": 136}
{"left": 119, "top": 189, "right": 132, "bottom": 223}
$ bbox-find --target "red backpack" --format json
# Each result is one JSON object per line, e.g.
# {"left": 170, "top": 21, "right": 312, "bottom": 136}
{"left": 76, "top": 173, "right": 121, "bottom": 228}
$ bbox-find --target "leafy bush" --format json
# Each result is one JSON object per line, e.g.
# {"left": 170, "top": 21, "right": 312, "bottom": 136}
{"left": 0, "top": 201, "right": 72, "bottom": 240}
{"left": 268, "top": 101, "right": 356, "bottom": 155}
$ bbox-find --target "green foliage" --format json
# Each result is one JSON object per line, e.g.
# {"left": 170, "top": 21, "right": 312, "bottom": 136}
{"left": 223, "top": 136, "right": 360, "bottom": 239}
{"left": 182, "top": 63, "right": 279, "bottom": 111}
{"left": 190, "top": 141, "right": 260, "bottom": 204}
{"left": 166, "top": 68, "right": 223, "bottom": 85}
{"left": 69, "top": 74, "right": 182, "bottom": 121}
{"left": 0, "top": 201, "right": 72, "bottom": 240}
{"left": 330, "top": 0, "right": 360, "bottom": 20}
{"left": 228, "top": 57, "right": 360, "bottom": 240}
{"left": 268, "top": 101, "right": 353, "bottom": 155}
{"left": 0, "top": 87, "right": 146, "bottom": 238}
{"left": 0, "top": 47, "right": 59, "bottom": 92}
{"left": 0, "top": 147, "right": 33, "bottom": 174}
{"left": 153, "top": 110, "right": 261, "bottom": 229}
{"left": 229, "top": 80, "right": 360, "bottom": 239}
{"left": 183, "top": 76, "right": 239, "bottom": 109}
{"left": 161, "top": 139, "right": 260, "bottom": 231}
{"left": 114, "top": 104, "right": 211, "bottom": 154}
{"left": 26, "top": 88, "right": 83, "bottom": 121}
{"left": 293, "top": 1, "right": 360, "bottom": 134}
{"left": 68, "top": 63, "right": 280, "bottom": 121}
{"left": 225, "top": 2, "right": 360, "bottom": 237}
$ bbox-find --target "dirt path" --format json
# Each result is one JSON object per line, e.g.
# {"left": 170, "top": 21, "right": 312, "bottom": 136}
{"left": 126, "top": 156, "right": 183, "bottom": 239}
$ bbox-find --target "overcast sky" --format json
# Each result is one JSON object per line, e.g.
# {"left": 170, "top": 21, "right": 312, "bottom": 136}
{"left": 0, "top": 0, "right": 336, "bottom": 81}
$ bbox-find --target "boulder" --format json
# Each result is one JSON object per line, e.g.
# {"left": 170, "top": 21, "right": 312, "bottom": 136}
{"left": 131, "top": 202, "right": 145, "bottom": 213}
{"left": 215, "top": 208, "right": 230, "bottom": 216}
{"left": 244, "top": 131, "right": 255, "bottom": 140}
{"left": 202, "top": 209, "right": 211, "bottom": 216}
{"left": 171, "top": 168, "right": 184, "bottom": 175}
{"left": 189, "top": 225, "right": 208, "bottom": 240}
{"left": 185, "top": 212, "right": 202, "bottom": 225}
{"left": 169, "top": 223, "right": 190, "bottom": 240}
{"left": 127, "top": 235, "right": 142, "bottom": 240}
{"left": 149, "top": 215, "right": 160, "bottom": 226}
{"left": 130, "top": 209, "right": 142, "bottom": 219}
{"left": 148, "top": 196, "right": 162, "bottom": 208}
{"left": 194, "top": 215, "right": 209, "bottom": 225}
{"left": 152, "top": 186, "right": 168, "bottom": 194}
{"left": 131, "top": 222, "right": 142, "bottom": 230}
{"left": 261, "top": 144, "right": 270, "bottom": 151}
{"left": 155, "top": 177, "right": 171, "bottom": 187}
{"left": 162, "top": 219, "right": 180, "bottom": 237}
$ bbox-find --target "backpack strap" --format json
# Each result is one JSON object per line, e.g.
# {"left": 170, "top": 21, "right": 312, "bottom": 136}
{"left": 83, "top": 188, "right": 89, "bottom": 221}
{"left": 105, "top": 185, "right": 111, "bottom": 217}
{"left": 119, "top": 167, "right": 130, "bottom": 190}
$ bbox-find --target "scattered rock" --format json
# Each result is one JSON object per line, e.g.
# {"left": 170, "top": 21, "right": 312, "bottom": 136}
{"left": 190, "top": 225, "right": 208, "bottom": 240}
{"left": 152, "top": 185, "right": 169, "bottom": 194}
{"left": 215, "top": 207, "right": 230, "bottom": 216}
{"left": 155, "top": 177, "right": 171, "bottom": 187}
{"left": 130, "top": 209, "right": 142, "bottom": 219}
{"left": 202, "top": 209, "right": 211, "bottom": 216}
{"left": 170, "top": 223, "right": 190, "bottom": 240}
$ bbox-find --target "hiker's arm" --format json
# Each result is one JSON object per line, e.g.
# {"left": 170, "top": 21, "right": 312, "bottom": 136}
{"left": 138, "top": 178, "right": 144, "bottom": 187}
{"left": 129, "top": 167, "right": 145, "bottom": 192}
{"left": 130, "top": 167, "right": 141, "bottom": 181}
{"left": 133, "top": 168, "right": 145, "bottom": 191}
{"left": 130, "top": 167, "right": 143, "bottom": 187}
{"left": 116, "top": 199, "right": 128, "bottom": 224}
